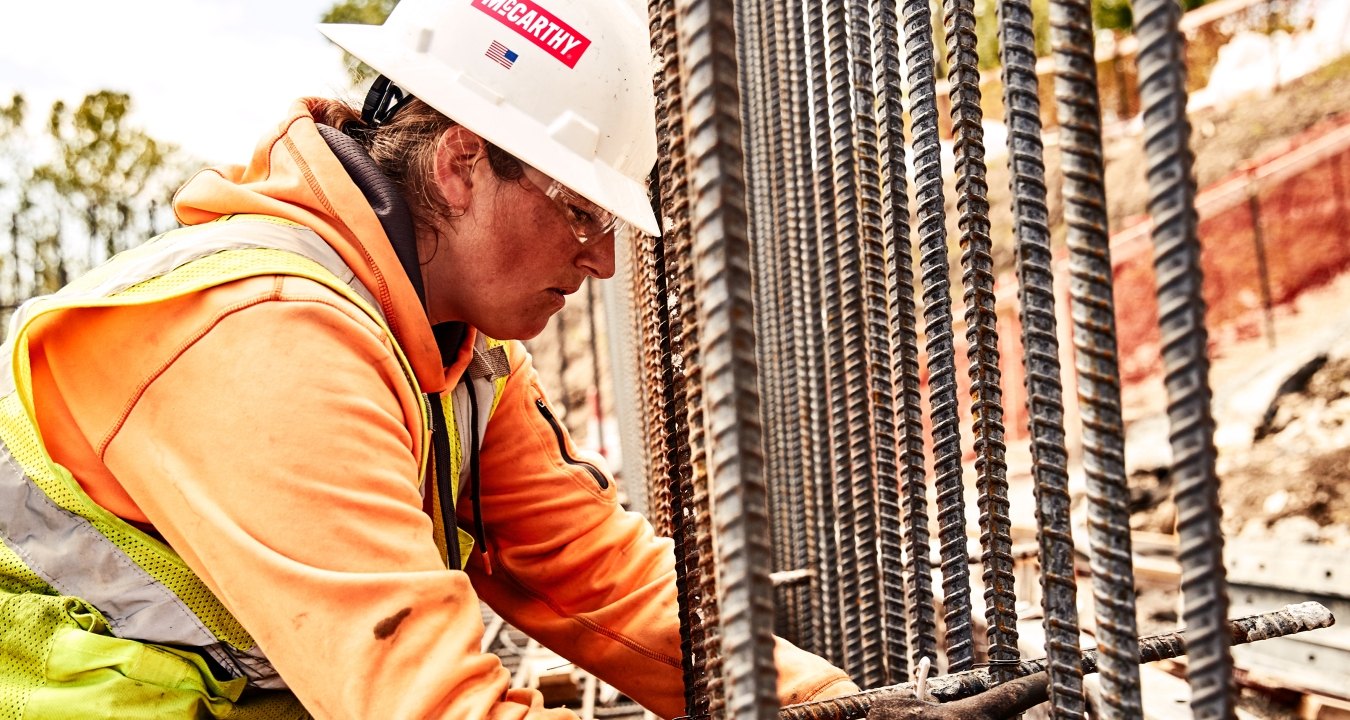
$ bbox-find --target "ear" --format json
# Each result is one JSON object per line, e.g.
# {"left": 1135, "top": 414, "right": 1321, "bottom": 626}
{"left": 432, "top": 125, "right": 487, "bottom": 212}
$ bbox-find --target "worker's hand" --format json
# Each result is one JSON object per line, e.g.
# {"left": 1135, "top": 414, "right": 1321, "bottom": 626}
{"left": 866, "top": 671, "right": 1051, "bottom": 720}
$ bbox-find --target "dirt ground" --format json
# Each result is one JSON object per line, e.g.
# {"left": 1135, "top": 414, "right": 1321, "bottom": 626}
{"left": 1126, "top": 269, "right": 1350, "bottom": 546}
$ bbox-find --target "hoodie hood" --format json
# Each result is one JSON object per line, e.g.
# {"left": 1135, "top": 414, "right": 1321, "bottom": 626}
{"left": 173, "top": 99, "right": 447, "bottom": 392}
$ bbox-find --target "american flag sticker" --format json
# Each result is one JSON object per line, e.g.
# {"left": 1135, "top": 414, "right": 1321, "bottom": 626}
{"left": 486, "top": 40, "right": 519, "bottom": 69}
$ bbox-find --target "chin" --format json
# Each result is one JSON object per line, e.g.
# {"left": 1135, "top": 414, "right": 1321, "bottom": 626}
{"left": 477, "top": 316, "right": 551, "bottom": 342}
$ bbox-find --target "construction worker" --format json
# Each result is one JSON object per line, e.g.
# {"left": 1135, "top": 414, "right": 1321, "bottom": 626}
{"left": 0, "top": 0, "right": 858, "bottom": 718}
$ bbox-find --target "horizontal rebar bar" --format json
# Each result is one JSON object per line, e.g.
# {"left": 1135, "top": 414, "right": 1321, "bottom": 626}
{"left": 777, "top": 602, "right": 1335, "bottom": 720}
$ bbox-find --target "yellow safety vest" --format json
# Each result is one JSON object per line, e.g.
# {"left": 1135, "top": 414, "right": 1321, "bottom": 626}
{"left": 0, "top": 215, "right": 506, "bottom": 719}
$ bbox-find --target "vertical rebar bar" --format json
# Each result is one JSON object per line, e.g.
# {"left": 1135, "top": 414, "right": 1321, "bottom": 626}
{"left": 777, "top": 0, "right": 826, "bottom": 656}
{"left": 773, "top": 0, "right": 824, "bottom": 656}
{"left": 1133, "top": 1, "right": 1233, "bottom": 716}
{"left": 822, "top": 0, "right": 873, "bottom": 681}
{"left": 870, "top": 0, "right": 917, "bottom": 685}
{"left": 943, "top": 0, "right": 1007, "bottom": 676}
{"left": 1048, "top": 1, "right": 1143, "bottom": 715}
{"left": 650, "top": 1, "right": 709, "bottom": 714}
{"left": 999, "top": 0, "right": 1084, "bottom": 714}
{"left": 806, "top": 0, "right": 849, "bottom": 668}
{"left": 678, "top": 0, "right": 780, "bottom": 715}
{"left": 901, "top": 0, "right": 973, "bottom": 675}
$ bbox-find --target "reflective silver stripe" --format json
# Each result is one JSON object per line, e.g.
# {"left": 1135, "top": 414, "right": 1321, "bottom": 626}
{"left": 0, "top": 443, "right": 218, "bottom": 648}
{"left": 0, "top": 218, "right": 389, "bottom": 688}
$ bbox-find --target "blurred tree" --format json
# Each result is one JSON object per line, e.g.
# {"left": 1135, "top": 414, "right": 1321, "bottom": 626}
{"left": 0, "top": 90, "right": 190, "bottom": 331}
{"left": 35, "top": 91, "right": 185, "bottom": 268}
{"left": 321, "top": 0, "right": 398, "bottom": 84}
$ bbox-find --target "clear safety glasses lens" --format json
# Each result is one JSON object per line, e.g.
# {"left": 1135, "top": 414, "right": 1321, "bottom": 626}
{"left": 521, "top": 165, "right": 624, "bottom": 244}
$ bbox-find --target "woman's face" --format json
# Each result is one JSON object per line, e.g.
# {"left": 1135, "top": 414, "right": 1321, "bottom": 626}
{"left": 417, "top": 127, "right": 615, "bottom": 340}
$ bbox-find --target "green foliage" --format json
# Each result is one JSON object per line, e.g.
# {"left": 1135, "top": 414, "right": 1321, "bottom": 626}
{"left": 321, "top": 0, "right": 398, "bottom": 84}
{"left": 0, "top": 91, "right": 190, "bottom": 320}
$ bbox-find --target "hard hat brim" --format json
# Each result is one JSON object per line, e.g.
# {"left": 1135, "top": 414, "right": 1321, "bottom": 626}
{"left": 319, "top": 22, "right": 661, "bottom": 237}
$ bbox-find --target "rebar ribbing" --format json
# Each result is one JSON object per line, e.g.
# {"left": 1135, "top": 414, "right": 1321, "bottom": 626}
{"left": 806, "top": 0, "right": 849, "bottom": 668}
{"left": 778, "top": 603, "right": 1335, "bottom": 720}
{"left": 1133, "top": 0, "right": 1233, "bottom": 717}
{"left": 822, "top": 0, "right": 892, "bottom": 688}
{"left": 822, "top": 0, "right": 871, "bottom": 678}
{"left": 757, "top": 0, "right": 815, "bottom": 652}
{"left": 1048, "top": 0, "right": 1143, "bottom": 716}
{"left": 997, "top": 0, "right": 1083, "bottom": 715}
{"left": 649, "top": 2, "right": 707, "bottom": 714}
{"left": 739, "top": 0, "right": 790, "bottom": 643}
{"left": 677, "top": 0, "right": 779, "bottom": 716}
{"left": 774, "top": 0, "right": 824, "bottom": 657}
{"left": 870, "top": 0, "right": 917, "bottom": 685}
{"left": 901, "top": 0, "right": 972, "bottom": 674}
{"left": 943, "top": 0, "right": 1009, "bottom": 677}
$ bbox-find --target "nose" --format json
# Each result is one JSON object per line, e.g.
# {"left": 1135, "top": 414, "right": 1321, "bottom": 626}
{"left": 576, "top": 232, "right": 616, "bottom": 280}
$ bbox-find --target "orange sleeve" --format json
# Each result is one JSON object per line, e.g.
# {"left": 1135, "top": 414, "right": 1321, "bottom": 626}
{"left": 463, "top": 342, "right": 858, "bottom": 719}
{"left": 42, "top": 277, "right": 577, "bottom": 720}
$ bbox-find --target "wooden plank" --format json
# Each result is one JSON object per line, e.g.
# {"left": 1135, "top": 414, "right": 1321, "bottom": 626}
{"left": 1226, "top": 539, "right": 1350, "bottom": 599}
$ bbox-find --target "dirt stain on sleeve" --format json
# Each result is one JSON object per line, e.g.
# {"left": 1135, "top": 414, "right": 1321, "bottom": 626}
{"left": 373, "top": 607, "right": 412, "bottom": 640}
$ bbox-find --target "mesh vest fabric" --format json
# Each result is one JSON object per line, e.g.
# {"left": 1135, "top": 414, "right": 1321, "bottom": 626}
{"left": 0, "top": 216, "right": 492, "bottom": 719}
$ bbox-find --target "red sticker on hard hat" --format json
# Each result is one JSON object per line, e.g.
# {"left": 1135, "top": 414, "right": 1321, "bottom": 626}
{"left": 472, "top": 0, "right": 592, "bottom": 69}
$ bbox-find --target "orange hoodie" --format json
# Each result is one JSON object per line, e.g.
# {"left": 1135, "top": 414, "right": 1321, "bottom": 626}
{"left": 27, "top": 100, "right": 857, "bottom": 719}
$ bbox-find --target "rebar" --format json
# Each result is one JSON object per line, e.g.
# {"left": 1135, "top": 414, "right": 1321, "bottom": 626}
{"left": 943, "top": 0, "right": 1010, "bottom": 677}
{"left": 871, "top": 0, "right": 918, "bottom": 685}
{"left": 778, "top": 603, "right": 1335, "bottom": 720}
{"left": 998, "top": 0, "right": 1083, "bottom": 715}
{"left": 775, "top": 0, "right": 825, "bottom": 657}
{"left": 647, "top": 2, "right": 704, "bottom": 715}
{"left": 1134, "top": 0, "right": 1233, "bottom": 716}
{"left": 806, "top": 0, "right": 849, "bottom": 667}
{"left": 677, "top": 0, "right": 779, "bottom": 716}
{"left": 740, "top": 0, "right": 792, "bottom": 645}
{"left": 901, "top": 0, "right": 972, "bottom": 674}
{"left": 1047, "top": 0, "right": 1143, "bottom": 716}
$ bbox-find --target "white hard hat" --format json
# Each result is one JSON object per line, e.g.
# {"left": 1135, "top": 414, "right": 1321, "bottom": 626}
{"left": 320, "top": 0, "right": 660, "bottom": 236}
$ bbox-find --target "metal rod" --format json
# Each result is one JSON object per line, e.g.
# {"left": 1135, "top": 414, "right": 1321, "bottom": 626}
{"left": 778, "top": 603, "right": 1335, "bottom": 720}
{"left": 677, "top": 0, "right": 779, "bottom": 716}
{"left": 1133, "top": 0, "right": 1233, "bottom": 716}
{"left": 870, "top": 0, "right": 917, "bottom": 685}
{"left": 1047, "top": 0, "right": 1144, "bottom": 715}
{"left": 998, "top": 0, "right": 1083, "bottom": 715}
{"left": 806, "top": 0, "right": 849, "bottom": 667}
{"left": 775, "top": 0, "right": 825, "bottom": 657}
{"left": 943, "top": 0, "right": 1009, "bottom": 677}
{"left": 901, "top": 0, "right": 973, "bottom": 674}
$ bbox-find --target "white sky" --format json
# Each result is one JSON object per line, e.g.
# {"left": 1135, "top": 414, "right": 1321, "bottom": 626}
{"left": 0, "top": 0, "right": 356, "bottom": 165}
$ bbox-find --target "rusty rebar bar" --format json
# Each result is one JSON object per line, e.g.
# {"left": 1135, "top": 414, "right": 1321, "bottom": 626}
{"left": 1047, "top": 0, "right": 1143, "bottom": 716}
{"left": 943, "top": 0, "right": 1013, "bottom": 678}
{"left": 806, "top": 0, "right": 849, "bottom": 668}
{"left": 778, "top": 603, "right": 1334, "bottom": 720}
{"left": 648, "top": 2, "right": 705, "bottom": 715}
{"left": 902, "top": 0, "right": 973, "bottom": 674}
{"left": 774, "top": 0, "right": 824, "bottom": 656}
{"left": 1134, "top": 0, "right": 1233, "bottom": 716}
{"left": 871, "top": 0, "right": 917, "bottom": 685}
{"left": 677, "top": 0, "right": 779, "bottom": 716}
{"left": 998, "top": 0, "right": 1083, "bottom": 715}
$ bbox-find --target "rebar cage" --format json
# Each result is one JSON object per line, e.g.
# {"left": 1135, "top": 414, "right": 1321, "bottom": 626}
{"left": 625, "top": 1, "right": 1333, "bottom": 718}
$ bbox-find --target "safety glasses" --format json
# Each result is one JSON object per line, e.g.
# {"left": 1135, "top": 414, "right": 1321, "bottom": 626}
{"left": 519, "top": 164, "right": 624, "bottom": 244}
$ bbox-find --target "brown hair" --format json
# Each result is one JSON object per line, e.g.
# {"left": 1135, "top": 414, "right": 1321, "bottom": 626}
{"left": 309, "top": 97, "right": 524, "bottom": 225}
